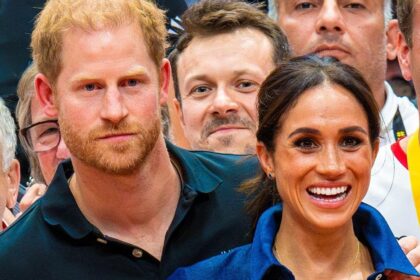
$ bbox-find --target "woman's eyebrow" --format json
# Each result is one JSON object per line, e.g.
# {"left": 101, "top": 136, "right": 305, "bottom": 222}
{"left": 288, "top": 127, "right": 320, "bottom": 139}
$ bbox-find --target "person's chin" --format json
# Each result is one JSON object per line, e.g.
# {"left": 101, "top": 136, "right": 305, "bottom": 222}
{"left": 210, "top": 134, "right": 256, "bottom": 154}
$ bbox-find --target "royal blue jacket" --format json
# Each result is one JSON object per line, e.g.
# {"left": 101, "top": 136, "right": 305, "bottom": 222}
{"left": 170, "top": 203, "right": 420, "bottom": 280}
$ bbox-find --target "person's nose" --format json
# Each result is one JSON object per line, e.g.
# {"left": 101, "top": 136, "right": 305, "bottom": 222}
{"left": 315, "top": 1, "right": 345, "bottom": 35}
{"left": 208, "top": 87, "right": 239, "bottom": 117}
{"left": 316, "top": 145, "right": 346, "bottom": 179}
{"left": 100, "top": 86, "right": 128, "bottom": 124}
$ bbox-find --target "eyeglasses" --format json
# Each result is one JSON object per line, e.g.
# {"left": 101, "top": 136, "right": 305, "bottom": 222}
{"left": 20, "top": 120, "right": 61, "bottom": 153}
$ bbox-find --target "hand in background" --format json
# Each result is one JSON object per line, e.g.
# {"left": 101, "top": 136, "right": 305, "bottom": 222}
{"left": 386, "top": 236, "right": 420, "bottom": 279}
{"left": 18, "top": 183, "right": 47, "bottom": 213}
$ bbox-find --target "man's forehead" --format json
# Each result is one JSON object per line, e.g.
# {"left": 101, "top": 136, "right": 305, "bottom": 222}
{"left": 178, "top": 28, "right": 275, "bottom": 68}
{"left": 57, "top": 24, "right": 156, "bottom": 81}
{"left": 185, "top": 28, "right": 272, "bottom": 51}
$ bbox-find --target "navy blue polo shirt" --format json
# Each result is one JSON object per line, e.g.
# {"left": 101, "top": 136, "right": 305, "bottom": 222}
{"left": 169, "top": 203, "right": 420, "bottom": 280}
{"left": 0, "top": 141, "right": 259, "bottom": 279}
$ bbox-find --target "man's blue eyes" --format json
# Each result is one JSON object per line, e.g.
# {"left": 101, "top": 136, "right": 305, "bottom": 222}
{"left": 83, "top": 80, "right": 140, "bottom": 91}
{"left": 85, "top": 84, "right": 97, "bottom": 91}
{"left": 126, "top": 79, "right": 139, "bottom": 86}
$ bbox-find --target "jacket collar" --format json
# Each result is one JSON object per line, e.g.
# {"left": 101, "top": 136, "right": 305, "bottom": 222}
{"left": 40, "top": 160, "right": 94, "bottom": 240}
{"left": 165, "top": 140, "right": 223, "bottom": 193}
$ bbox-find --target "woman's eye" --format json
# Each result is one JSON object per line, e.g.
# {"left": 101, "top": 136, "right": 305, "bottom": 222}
{"left": 341, "top": 136, "right": 362, "bottom": 148}
{"left": 294, "top": 137, "right": 318, "bottom": 150}
{"left": 296, "top": 2, "right": 315, "bottom": 10}
{"left": 345, "top": 3, "right": 365, "bottom": 10}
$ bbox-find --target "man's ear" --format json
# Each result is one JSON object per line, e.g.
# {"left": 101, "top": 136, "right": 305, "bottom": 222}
{"left": 159, "top": 59, "right": 171, "bottom": 106}
{"left": 35, "top": 73, "right": 58, "bottom": 117}
{"left": 386, "top": 19, "right": 400, "bottom": 60}
{"left": 397, "top": 31, "right": 413, "bottom": 81}
{"left": 5, "top": 159, "right": 20, "bottom": 209}
{"left": 256, "top": 142, "right": 275, "bottom": 177}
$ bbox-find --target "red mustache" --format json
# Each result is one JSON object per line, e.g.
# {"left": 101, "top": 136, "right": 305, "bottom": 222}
{"left": 88, "top": 121, "right": 142, "bottom": 140}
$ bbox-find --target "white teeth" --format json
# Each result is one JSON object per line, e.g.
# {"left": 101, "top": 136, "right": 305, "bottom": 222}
{"left": 308, "top": 186, "right": 348, "bottom": 196}
{"left": 312, "top": 192, "right": 347, "bottom": 202}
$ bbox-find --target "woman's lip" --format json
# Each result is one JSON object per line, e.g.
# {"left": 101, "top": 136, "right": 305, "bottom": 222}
{"left": 307, "top": 181, "right": 351, "bottom": 188}
{"left": 306, "top": 185, "right": 352, "bottom": 209}
{"left": 307, "top": 185, "right": 349, "bottom": 196}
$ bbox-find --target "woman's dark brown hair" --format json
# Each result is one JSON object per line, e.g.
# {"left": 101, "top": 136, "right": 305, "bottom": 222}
{"left": 241, "top": 55, "right": 380, "bottom": 230}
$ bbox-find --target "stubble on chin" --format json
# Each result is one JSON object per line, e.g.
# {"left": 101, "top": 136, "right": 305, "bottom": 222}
{"left": 60, "top": 117, "right": 161, "bottom": 175}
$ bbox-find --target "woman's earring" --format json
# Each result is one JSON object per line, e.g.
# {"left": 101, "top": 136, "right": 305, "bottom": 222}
{"left": 267, "top": 173, "right": 274, "bottom": 180}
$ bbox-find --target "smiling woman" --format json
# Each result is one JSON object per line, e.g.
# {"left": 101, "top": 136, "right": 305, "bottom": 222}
{"left": 168, "top": 56, "right": 420, "bottom": 280}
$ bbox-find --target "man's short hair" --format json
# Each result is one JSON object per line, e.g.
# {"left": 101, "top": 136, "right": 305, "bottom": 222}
{"left": 169, "top": 0, "right": 290, "bottom": 104}
{"left": 0, "top": 98, "right": 17, "bottom": 172}
{"left": 268, "top": 0, "right": 393, "bottom": 26}
{"left": 397, "top": 0, "right": 415, "bottom": 48}
{"left": 15, "top": 63, "right": 45, "bottom": 183}
{"left": 31, "top": 0, "right": 168, "bottom": 87}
